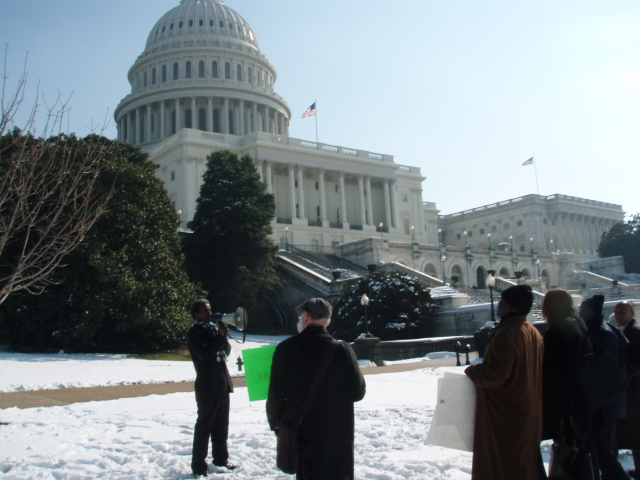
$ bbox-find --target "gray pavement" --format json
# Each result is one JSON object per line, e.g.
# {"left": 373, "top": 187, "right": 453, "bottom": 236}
{"left": 0, "top": 354, "right": 477, "bottom": 410}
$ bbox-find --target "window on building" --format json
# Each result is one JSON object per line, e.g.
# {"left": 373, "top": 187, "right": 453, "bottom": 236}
{"left": 335, "top": 185, "right": 339, "bottom": 193}
{"left": 456, "top": 233, "right": 461, "bottom": 240}
{"left": 173, "top": 63, "right": 179, "bottom": 80}
{"left": 200, "top": 19, "right": 204, "bottom": 26}
{"left": 152, "top": 68, "right": 157, "bottom": 85}
{"left": 228, "top": 110, "right": 234, "bottom": 134}
{"left": 520, "top": 244, "right": 526, "bottom": 252}
{"left": 170, "top": 23, "right": 174, "bottom": 30}
{"left": 171, "top": 110, "right": 176, "bottom": 135}
{"left": 185, "top": 109, "right": 192, "bottom": 129}
{"left": 219, "top": 20, "right": 224, "bottom": 28}
{"left": 162, "top": 65, "right": 167, "bottom": 82}
{"left": 199, "top": 61, "right": 205, "bottom": 78}
{"left": 247, "top": 67, "right": 253, "bottom": 84}
{"left": 209, "top": 19, "right": 214, "bottom": 26}
{"left": 225, "top": 62, "right": 231, "bottom": 79}
{"left": 468, "top": 231, "right": 473, "bottom": 237}
{"left": 185, "top": 61, "right": 192, "bottom": 79}
{"left": 198, "top": 108, "right": 206, "bottom": 131}
{"left": 170, "top": 171, "right": 175, "bottom": 181}
{"left": 144, "top": 71, "right": 147, "bottom": 87}
{"left": 316, "top": 206, "right": 320, "bottom": 221}
{"left": 491, "top": 225, "right": 497, "bottom": 232}
{"left": 543, "top": 219, "right": 548, "bottom": 225}
{"left": 179, "top": 21, "right": 183, "bottom": 28}
{"left": 189, "top": 19, "right": 193, "bottom": 27}
{"left": 212, "top": 61, "right": 218, "bottom": 78}
{"left": 213, "top": 108, "right": 221, "bottom": 133}
{"left": 480, "top": 228, "right": 485, "bottom": 235}
{"left": 315, "top": 182, "right": 319, "bottom": 190}
{"left": 504, "top": 222, "right": 510, "bottom": 230}
{"left": 517, "top": 220, "right": 523, "bottom": 227}
{"left": 236, "top": 64, "right": 242, "bottom": 81}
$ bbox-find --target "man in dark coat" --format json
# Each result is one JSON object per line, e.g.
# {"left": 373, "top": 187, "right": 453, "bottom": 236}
{"left": 465, "top": 285, "right": 544, "bottom": 480}
{"left": 187, "top": 299, "right": 236, "bottom": 478}
{"left": 266, "top": 298, "right": 366, "bottom": 480}
{"left": 579, "top": 295, "right": 630, "bottom": 480}
{"left": 614, "top": 301, "right": 640, "bottom": 478}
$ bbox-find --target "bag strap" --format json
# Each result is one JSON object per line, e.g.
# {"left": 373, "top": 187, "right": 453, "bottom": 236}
{"left": 299, "top": 340, "right": 339, "bottom": 420}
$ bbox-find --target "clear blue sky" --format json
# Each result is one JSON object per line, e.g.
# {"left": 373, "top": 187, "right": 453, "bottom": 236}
{"left": 2, "top": 0, "right": 639, "bottom": 216}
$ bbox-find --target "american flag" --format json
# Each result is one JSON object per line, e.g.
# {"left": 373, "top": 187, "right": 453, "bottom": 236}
{"left": 301, "top": 102, "right": 316, "bottom": 118}
{"left": 522, "top": 157, "right": 534, "bottom": 166}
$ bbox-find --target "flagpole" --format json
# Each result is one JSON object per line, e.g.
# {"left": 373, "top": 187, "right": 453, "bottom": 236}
{"left": 314, "top": 100, "right": 318, "bottom": 144}
{"left": 533, "top": 154, "right": 540, "bottom": 195}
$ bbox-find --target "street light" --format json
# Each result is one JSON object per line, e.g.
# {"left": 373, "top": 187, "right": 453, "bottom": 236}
{"left": 284, "top": 226, "right": 289, "bottom": 251}
{"left": 379, "top": 222, "right": 384, "bottom": 238}
{"left": 410, "top": 225, "right": 415, "bottom": 244}
{"left": 360, "top": 293, "right": 371, "bottom": 337}
{"left": 463, "top": 230, "right": 469, "bottom": 247}
{"left": 536, "top": 258, "right": 541, "bottom": 278}
{"left": 438, "top": 228, "right": 443, "bottom": 247}
{"left": 487, "top": 274, "right": 496, "bottom": 324}
{"left": 487, "top": 233, "right": 493, "bottom": 271}
{"left": 441, "top": 254, "right": 447, "bottom": 284}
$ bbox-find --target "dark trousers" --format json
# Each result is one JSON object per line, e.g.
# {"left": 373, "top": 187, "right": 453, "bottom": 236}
{"left": 591, "top": 417, "right": 630, "bottom": 480}
{"left": 295, "top": 440, "right": 354, "bottom": 480}
{"left": 191, "top": 393, "right": 230, "bottom": 474}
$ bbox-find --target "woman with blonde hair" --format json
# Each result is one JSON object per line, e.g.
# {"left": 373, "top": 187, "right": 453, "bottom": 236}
{"left": 541, "top": 289, "right": 592, "bottom": 441}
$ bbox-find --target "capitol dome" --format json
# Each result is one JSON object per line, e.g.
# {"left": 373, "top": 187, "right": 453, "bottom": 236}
{"left": 115, "top": 0, "right": 291, "bottom": 149}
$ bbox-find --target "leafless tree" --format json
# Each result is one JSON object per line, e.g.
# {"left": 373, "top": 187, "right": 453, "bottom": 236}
{"left": 0, "top": 49, "right": 114, "bottom": 305}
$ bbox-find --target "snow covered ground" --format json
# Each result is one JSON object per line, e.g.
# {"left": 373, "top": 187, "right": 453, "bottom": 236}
{"left": 0, "top": 336, "right": 635, "bottom": 479}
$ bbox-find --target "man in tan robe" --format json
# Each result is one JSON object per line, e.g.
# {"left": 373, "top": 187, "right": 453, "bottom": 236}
{"left": 465, "top": 285, "right": 544, "bottom": 480}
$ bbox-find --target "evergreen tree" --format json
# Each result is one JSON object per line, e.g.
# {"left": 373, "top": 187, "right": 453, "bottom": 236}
{"left": 182, "top": 150, "right": 278, "bottom": 325}
{"left": 0, "top": 137, "right": 205, "bottom": 352}
{"left": 598, "top": 214, "right": 640, "bottom": 273}
{"left": 332, "top": 271, "right": 437, "bottom": 341}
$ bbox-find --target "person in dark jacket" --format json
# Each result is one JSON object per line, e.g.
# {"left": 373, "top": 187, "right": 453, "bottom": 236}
{"left": 615, "top": 301, "right": 640, "bottom": 478}
{"left": 579, "top": 295, "right": 630, "bottom": 480}
{"left": 266, "top": 298, "right": 366, "bottom": 480}
{"left": 187, "top": 299, "right": 236, "bottom": 478}
{"left": 541, "top": 289, "right": 593, "bottom": 443}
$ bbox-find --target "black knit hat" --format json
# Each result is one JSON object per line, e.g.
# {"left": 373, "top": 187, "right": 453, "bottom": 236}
{"left": 500, "top": 285, "right": 534, "bottom": 315}
{"left": 581, "top": 294, "right": 605, "bottom": 317}
{"left": 295, "top": 298, "right": 332, "bottom": 319}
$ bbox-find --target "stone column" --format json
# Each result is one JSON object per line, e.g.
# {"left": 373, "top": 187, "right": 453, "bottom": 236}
{"left": 135, "top": 108, "right": 141, "bottom": 145}
{"left": 191, "top": 97, "right": 197, "bottom": 129}
{"left": 252, "top": 103, "right": 258, "bottom": 133}
{"left": 390, "top": 179, "right": 399, "bottom": 229}
{"left": 207, "top": 97, "right": 213, "bottom": 132}
{"left": 273, "top": 110, "right": 278, "bottom": 135}
{"left": 365, "top": 176, "right": 373, "bottom": 226}
{"left": 239, "top": 100, "right": 245, "bottom": 136}
{"left": 146, "top": 105, "right": 152, "bottom": 142}
{"left": 176, "top": 98, "right": 182, "bottom": 130}
{"left": 297, "top": 165, "right": 306, "bottom": 220}
{"left": 358, "top": 175, "right": 366, "bottom": 226}
{"left": 223, "top": 98, "right": 229, "bottom": 134}
{"left": 318, "top": 168, "right": 327, "bottom": 222}
{"left": 160, "top": 101, "right": 165, "bottom": 139}
{"left": 265, "top": 161, "right": 273, "bottom": 194}
{"left": 288, "top": 164, "right": 296, "bottom": 219}
{"left": 279, "top": 114, "right": 285, "bottom": 136}
{"left": 339, "top": 171, "right": 347, "bottom": 224}
{"left": 383, "top": 179, "right": 392, "bottom": 229}
{"left": 264, "top": 106, "right": 270, "bottom": 133}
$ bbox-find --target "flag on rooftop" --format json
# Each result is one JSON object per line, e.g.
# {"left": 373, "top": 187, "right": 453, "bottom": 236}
{"left": 301, "top": 102, "right": 316, "bottom": 118}
{"left": 522, "top": 157, "right": 534, "bottom": 166}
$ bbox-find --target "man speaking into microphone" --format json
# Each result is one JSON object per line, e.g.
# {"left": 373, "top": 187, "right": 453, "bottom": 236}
{"left": 188, "top": 299, "right": 237, "bottom": 478}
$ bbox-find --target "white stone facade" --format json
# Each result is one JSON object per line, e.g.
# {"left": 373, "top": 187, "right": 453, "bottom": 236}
{"left": 117, "top": 0, "right": 434, "bottom": 249}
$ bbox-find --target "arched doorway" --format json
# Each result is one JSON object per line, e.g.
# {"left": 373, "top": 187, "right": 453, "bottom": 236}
{"left": 451, "top": 265, "right": 463, "bottom": 285}
{"left": 476, "top": 266, "right": 487, "bottom": 289}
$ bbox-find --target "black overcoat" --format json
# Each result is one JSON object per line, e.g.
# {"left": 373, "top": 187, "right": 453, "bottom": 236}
{"left": 618, "top": 318, "right": 640, "bottom": 449}
{"left": 266, "top": 324, "right": 366, "bottom": 479}
{"left": 188, "top": 323, "right": 233, "bottom": 397}
{"left": 542, "top": 315, "right": 593, "bottom": 441}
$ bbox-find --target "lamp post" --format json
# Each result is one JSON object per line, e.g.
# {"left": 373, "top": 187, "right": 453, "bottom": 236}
{"left": 379, "top": 222, "right": 384, "bottom": 238}
{"left": 360, "top": 293, "right": 371, "bottom": 337}
{"left": 463, "top": 230, "right": 469, "bottom": 248}
{"left": 487, "top": 273, "right": 496, "bottom": 325}
{"left": 441, "top": 254, "right": 447, "bottom": 284}
{"left": 536, "top": 258, "right": 541, "bottom": 279}
{"left": 487, "top": 233, "right": 493, "bottom": 271}
{"left": 284, "top": 226, "right": 289, "bottom": 251}
{"left": 438, "top": 228, "right": 443, "bottom": 247}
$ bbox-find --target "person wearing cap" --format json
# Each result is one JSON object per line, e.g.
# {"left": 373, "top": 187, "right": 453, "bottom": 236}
{"left": 578, "top": 295, "right": 630, "bottom": 479}
{"left": 614, "top": 301, "right": 640, "bottom": 478}
{"left": 188, "top": 299, "right": 237, "bottom": 478}
{"left": 465, "top": 285, "right": 544, "bottom": 480}
{"left": 266, "top": 297, "right": 366, "bottom": 480}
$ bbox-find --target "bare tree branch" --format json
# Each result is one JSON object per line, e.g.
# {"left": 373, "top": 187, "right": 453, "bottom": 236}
{"left": 0, "top": 49, "right": 114, "bottom": 305}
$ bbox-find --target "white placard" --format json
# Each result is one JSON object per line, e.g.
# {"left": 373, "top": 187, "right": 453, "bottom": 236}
{"left": 426, "top": 371, "right": 477, "bottom": 452}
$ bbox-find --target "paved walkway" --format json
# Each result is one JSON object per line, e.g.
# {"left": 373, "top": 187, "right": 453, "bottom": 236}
{"left": 0, "top": 355, "right": 477, "bottom": 410}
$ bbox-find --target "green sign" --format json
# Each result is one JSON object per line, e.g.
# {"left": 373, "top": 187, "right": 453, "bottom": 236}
{"left": 242, "top": 346, "right": 277, "bottom": 402}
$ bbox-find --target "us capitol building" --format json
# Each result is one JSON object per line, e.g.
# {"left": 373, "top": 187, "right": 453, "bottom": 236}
{"left": 115, "top": 0, "right": 627, "bottom": 293}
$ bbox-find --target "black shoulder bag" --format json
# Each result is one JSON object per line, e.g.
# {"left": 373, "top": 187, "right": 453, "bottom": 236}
{"left": 275, "top": 340, "right": 339, "bottom": 475}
